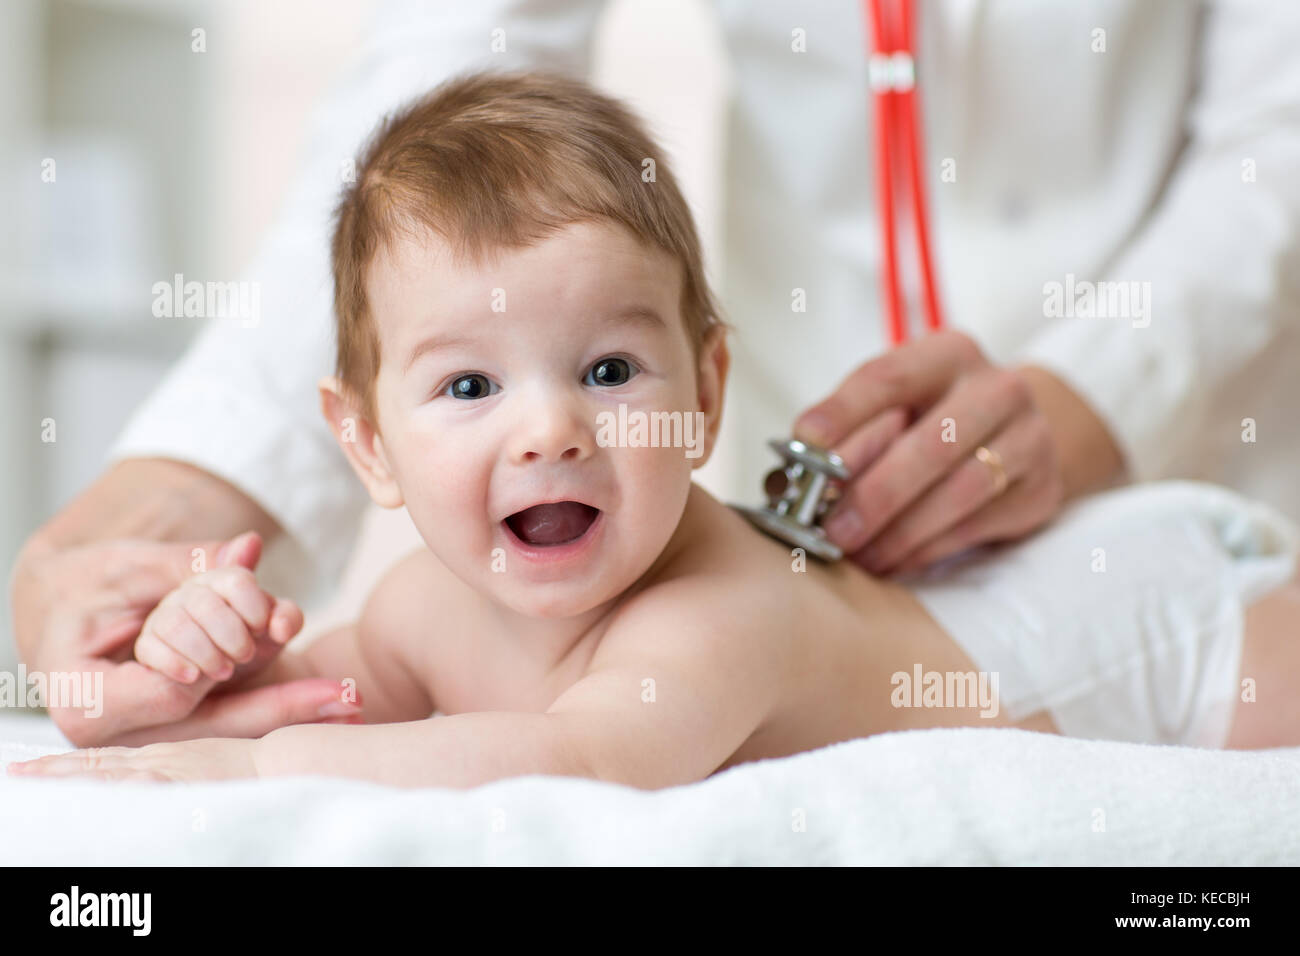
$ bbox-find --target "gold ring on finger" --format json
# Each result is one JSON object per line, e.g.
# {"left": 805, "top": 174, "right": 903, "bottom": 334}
{"left": 974, "top": 445, "right": 1008, "bottom": 497}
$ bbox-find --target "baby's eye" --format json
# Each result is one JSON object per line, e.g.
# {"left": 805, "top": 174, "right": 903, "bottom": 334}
{"left": 585, "top": 357, "right": 640, "bottom": 387}
{"left": 445, "top": 373, "right": 499, "bottom": 400}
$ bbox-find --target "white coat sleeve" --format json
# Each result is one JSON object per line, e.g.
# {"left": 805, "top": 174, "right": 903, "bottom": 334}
{"left": 106, "top": 0, "right": 606, "bottom": 604}
{"left": 1016, "top": 0, "right": 1300, "bottom": 481}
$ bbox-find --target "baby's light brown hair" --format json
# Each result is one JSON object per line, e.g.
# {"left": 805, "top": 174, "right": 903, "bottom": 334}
{"left": 330, "top": 69, "right": 729, "bottom": 426}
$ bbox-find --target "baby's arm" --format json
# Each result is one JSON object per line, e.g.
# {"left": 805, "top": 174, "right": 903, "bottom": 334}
{"left": 251, "top": 578, "right": 784, "bottom": 789}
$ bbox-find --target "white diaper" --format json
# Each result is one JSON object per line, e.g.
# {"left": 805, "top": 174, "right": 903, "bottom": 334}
{"left": 904, "top": 481, "right": 1298, "bottom": 749}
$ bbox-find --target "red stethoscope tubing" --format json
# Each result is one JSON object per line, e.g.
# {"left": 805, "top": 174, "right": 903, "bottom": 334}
{"left": 866, "top": 0, "right": 945, "bottom": 345}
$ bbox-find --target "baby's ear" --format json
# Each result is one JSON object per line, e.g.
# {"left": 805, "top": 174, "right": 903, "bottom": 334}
{"left": 317, "top": 376, "right": 404, "bottom": 509}
{"left": 691, "top": 324, "right": 730, "bottom": 470}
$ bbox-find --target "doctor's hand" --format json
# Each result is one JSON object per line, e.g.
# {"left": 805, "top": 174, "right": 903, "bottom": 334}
{"left": 793, "top": 328, "right": 1124, "bottom": 575}
{"left": 11, "top": 528, "right": 355, "bottom": 749}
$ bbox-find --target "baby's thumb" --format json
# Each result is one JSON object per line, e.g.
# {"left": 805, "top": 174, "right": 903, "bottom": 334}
{"left": 214, "top": 530, "right": 263, "bottom": 571}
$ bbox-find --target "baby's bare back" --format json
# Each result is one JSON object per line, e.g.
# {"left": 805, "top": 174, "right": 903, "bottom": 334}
{"left": 689, "top": 495, "right": 1041, "bottom": 772}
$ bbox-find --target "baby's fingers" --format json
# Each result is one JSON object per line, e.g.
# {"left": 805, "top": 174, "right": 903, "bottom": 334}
{"left": 179, "top": 585, "right": 261, "bottom": 676}
{"left": 136, "top": 603, "right": 233, "bottom": 683}
{"left": 266, "top": 598, "right": 303, "bottom": 645}
{"left": 200, "top": 569, "right": 274, "bottom": 654}
{"left": 134, "top": 627, "right": 202, "bottom": 685}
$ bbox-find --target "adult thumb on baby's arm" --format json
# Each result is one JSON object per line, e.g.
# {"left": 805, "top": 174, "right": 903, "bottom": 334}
{"left": 105, "top": 677, "right": 361, "bottom": 746}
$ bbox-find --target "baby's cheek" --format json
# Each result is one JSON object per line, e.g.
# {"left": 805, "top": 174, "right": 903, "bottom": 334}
{"left": 396, "top": 448, "right": 492, "bottom": 552}
{"left": 615, "top": 444, "right": 693, "bottom": 526}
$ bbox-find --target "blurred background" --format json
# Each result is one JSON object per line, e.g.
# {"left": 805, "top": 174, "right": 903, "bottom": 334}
{"left": 0, "top": 0, "right": 731, "bottom": 675}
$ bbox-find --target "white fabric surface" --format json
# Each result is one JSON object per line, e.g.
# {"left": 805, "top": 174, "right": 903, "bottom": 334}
{"left": 909, "top": 480, "right": 1299, "bottom": 749}
{"left": 4, "top": 713, "right": 1299, "bottom": 865}
{"left": 105, "top": 0, "right": 1300, "bottom": 609}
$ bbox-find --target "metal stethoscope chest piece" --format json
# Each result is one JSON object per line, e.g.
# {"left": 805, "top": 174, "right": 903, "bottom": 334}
{"left": 734, "top": 438, "right": 850, "bottom": 562}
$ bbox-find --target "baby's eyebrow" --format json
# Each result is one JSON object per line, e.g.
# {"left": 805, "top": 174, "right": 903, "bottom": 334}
{"left": 404, "top": 332, "right": 479, "bottom": 373}
{"left": 403, "top": 303, "right": 667, "bottom": 373}
{"left": 615, "top": 304, "right": 668, "bottom": 331}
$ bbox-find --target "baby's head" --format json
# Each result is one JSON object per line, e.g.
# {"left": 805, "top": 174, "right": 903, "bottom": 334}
{"left": 322, "top": 70, "right": 731, "bottom": 619}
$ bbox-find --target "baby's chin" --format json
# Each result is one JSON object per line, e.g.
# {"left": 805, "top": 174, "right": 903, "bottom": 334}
{"left": 489, "top": 582, "right": 624, "bottom": 620}
{"left": 409, "top": 533, "right": 626, "bottom": 617}
{"left": 475, "top": 546, "right": 656, "bottom": 620}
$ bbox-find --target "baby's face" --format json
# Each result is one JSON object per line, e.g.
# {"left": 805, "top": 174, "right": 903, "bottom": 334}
{"left": 363, "top": 220, "right": 708, "bottom": 618}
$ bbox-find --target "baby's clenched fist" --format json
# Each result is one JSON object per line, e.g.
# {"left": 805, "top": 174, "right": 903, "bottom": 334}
{"left": 133, "top": 565, "right": 303, "bottom": 684}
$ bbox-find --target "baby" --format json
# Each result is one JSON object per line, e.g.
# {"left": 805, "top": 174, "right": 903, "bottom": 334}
{"left": 15, "top": 70, "right": 1126, "bottom": 788}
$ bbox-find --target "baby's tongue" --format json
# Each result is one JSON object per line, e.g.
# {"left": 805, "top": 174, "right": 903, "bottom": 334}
{"left": 508, "top": 502, "right": 596, "bottom": 546}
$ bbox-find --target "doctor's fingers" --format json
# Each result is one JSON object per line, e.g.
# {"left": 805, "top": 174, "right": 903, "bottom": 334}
{"left": 105, "top": 678, "right": 364, "bottom": 746}
{"left": 890, "top": 461, "right": 1066, "bottom": 576}
{"left": 829, "top": 406, "right": 910, "bottom": 475}
{"left": 793, "top": 328, "right": 986, "bottom": 448}
{"left": 822, "top": 366, "right": 1032, "bottom": 553}
{"left": 851, "top": 411, "right": 1057, "bottom": 575}
{"left": 86, "top": 660, "right": 217, "bottom": 744}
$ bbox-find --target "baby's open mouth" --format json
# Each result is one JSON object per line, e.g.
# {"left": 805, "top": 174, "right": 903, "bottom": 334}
{"left": 504, "top": 501, "right": 600, "bottom": 547}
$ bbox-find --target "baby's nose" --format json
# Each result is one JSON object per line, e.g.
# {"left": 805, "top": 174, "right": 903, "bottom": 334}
{"left": 508, "top": 394, "right": 596, "bottom": 464}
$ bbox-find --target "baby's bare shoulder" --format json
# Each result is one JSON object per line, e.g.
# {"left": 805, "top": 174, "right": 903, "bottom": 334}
{"left": 357, "top": 546, "right": 474, "bottom": 703}
{"left": 361, "top": 546, "right": 456, "bottom": 631}
{"left": 591, "top": 498, "right": 807, "bottom": 674}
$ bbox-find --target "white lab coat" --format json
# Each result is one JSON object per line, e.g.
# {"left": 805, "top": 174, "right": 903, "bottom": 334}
{"left": 109, "top": 0, "right": 1300, "bottom": 606}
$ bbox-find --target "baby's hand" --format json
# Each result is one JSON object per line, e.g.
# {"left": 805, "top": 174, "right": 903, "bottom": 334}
{"left": 133, "top": 537, "right": 303, "bottom": 684}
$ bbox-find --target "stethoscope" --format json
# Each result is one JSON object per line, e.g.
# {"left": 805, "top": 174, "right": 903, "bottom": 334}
{"left": 736, "top": 0, "right": 944, "bottom": 561}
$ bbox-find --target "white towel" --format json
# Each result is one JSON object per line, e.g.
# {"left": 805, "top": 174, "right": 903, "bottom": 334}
{"left": 3, "top": 713, "right": 1299, "bottom": 864}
